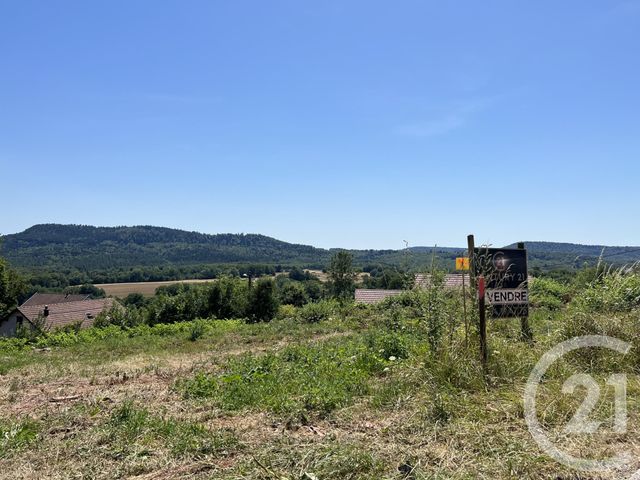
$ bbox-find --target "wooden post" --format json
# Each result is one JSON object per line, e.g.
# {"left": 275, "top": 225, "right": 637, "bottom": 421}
{"left": 467, "top": 235, "right": 476, "bottom": 289}
{"left": 478, "top": 275, "right": 488, "bottom": 368}
{"left": 462, "top": 264, "right": 468, "bottom": 348}
{"left": 517, "top": 242, "right": 533, "bottom": 343}
{"left": 466, "top": 234, "right": 475, "bottom": 352}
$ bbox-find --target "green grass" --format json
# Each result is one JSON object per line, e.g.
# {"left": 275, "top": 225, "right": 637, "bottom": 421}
{"left": 3, "top": 272, "right": 640, "bottom": 478}
{"left": 104, "top": 400, "right": 240, "bottom": 459}
{"left": 0, "top": 418, "right": 40, "bottom": 457}
{"left": 0, "top": 317, "right": 351, "bottom": 376}
{"left": 179, "top": 330, "right": 414, "bottom": 419}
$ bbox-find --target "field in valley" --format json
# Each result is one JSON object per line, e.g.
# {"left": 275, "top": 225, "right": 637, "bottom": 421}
{"left": 95, "top": 279, "right": 219, "bottom": 298}
{"left": 95, "top": 270, "right": 363, "bottom": 298}
{"left": 2, "top": 273, "right": 640, "bottom": 479}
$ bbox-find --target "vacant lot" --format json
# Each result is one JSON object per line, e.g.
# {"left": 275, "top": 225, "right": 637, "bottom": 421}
{"left": 2, "top": 276, "right": 640, "bottom": 479}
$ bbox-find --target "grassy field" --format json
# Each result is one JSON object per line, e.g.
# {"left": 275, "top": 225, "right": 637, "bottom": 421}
{"left": 95, "top": 279, "right": 219, "bottom": 298}
{"left": 1, "top": 277, "right": 640, "bottom": 479}
{"left": 95, "top": 270, "right": 368, "bottom": 298}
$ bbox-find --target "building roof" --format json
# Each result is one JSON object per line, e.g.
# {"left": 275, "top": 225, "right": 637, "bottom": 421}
{"left": 16, "top": 298, "right": 115, "bottom": 331}
{"left": 21, "top": 292, "right": 90, "bottom": 307}
{"left": 415, "top": 273, "right": 470, "bottom": 289}
{"left": 355, "top": 289, "right": 404, "bottom": 304}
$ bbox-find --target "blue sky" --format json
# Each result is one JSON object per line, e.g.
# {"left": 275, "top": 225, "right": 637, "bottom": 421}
{"left": 1, "top": 1, "right": 639, "bottom": 249}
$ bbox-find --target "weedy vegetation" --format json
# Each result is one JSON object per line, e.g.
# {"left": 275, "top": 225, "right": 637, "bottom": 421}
{"left": 1, "top": 263, "right": 640, "bottom": 478}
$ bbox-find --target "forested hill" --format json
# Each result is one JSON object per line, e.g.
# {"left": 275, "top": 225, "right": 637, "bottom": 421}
{"left": 0, "top": 224, "right": 458, "bottom": 272}
{"left": 503, "top": 241, "right": 640, "bottom": 270}
{"left": 1, "top": 225, "right": 639, "bottom": 278}
{"left": 0, "top": 224, "right": 330, "bottom": 269}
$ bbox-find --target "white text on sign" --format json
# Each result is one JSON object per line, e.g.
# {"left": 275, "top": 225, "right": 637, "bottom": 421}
{"left": 486, "top": 288, "right": 528, "bottom": 305}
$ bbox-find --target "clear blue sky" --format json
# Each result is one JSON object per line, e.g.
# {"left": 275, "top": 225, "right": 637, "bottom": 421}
{"left": 1, "top": 1, "right": 639, "bottom": 249}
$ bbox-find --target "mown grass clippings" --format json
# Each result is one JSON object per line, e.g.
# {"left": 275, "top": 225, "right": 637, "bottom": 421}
{"left": 103, "top": 400, "right": 240, "bottom": 460}
{"left": 0, "top": 418, "right": 40, "bottom": 457}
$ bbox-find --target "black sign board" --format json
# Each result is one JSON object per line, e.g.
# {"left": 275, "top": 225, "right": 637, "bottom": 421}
{"left": 473, "top": 247, "right": 528, "bottom": 318}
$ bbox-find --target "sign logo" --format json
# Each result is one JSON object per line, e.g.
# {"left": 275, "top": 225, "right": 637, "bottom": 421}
{"left": 524, "top": 335, "right": 638, "bottom": 476}
{"left": 492, "top": 251, "right": 508, "bottom": 271}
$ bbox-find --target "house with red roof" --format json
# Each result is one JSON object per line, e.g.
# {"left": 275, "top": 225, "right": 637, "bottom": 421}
{"left": 0, "top": 294, "right": 115, "bottom": 337}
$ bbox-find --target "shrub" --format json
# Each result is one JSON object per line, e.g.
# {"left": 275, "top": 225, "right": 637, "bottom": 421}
{"left": 278, "top": 282, "right": 309, "bottom": 307}
{"left": 421, "top": 271, "right": 447, "bottom": 353}
{"left": 304, "top": 280, "right": 324, "bottom": 301}
{"left": 366, "top": 330, "right": 409, "bottom": 360}
{"left": 288, "top": 266, "right": 310, "bottom": 281}
{"left": 297, "top": 300, "right": 336, "bottom": 323}
{"left": 206, "top": 277, "right": 248, "bottom": 320}
{"left": 94, "top": 303, "right": 142, "bottom": 328}
{"left": 122, "top": 292, "right": 147, "bottom": 308}
{"left": 188, "top": 319, "right": 207, "bottom": 341}
{"left": 529, "top": 277, "right": 569, "bottom": 310}
{"left": 572, "top": 268, "right": 640, "bottom": 313}
{"left": 64, "top": 283, "right": 106, "bottom": 298}
{"left": 0, "top": 318, "right": 242, "bottom": 353}
{"left": 378, "top": 289, "right": 423, "bottom": 310}
{"left": 245, "top": 279, "right": 279, "bottom": 323}
{"left": 277, "top": 304, "right": 298, "bottom": 320}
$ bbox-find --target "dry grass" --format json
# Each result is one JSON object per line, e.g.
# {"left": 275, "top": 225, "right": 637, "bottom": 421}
{"left": 2, "top": 307, "right": 640, "bottom": 479}
{"left": 95, "top": 279, "right": 218, "bottom": 298}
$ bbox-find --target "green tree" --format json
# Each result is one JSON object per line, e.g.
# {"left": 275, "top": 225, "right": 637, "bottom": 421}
{"left": 279, "top": 282, "right": 308, "bottom": 307}
{"left": 64, "top": 283, "right": 106, "bottom": 298}
{"left": 327, "top": 251, "right": 356, "bottom": 302}
{"left": 0, "top": 255, "right": 26, "bottom": 318}
{"left": 288, "top": 266, "right": 309, "bottom": 281}
{"left": 206, "top": 277, "right": 248, "bottom": 319}
{"left": 246, "top": 278, "right": 279, "bottom": 322}
{"left": 304, "top": 280, "right": 324, "bottom": 301}
{"left": 122, "top": 292, "right": 147, "bottom": 308}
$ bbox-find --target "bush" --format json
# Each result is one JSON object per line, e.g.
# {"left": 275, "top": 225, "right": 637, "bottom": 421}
{"left": 572, "top": 268, "right": 640, "bottom": 313}
{"left": 94, "top": 303, "right": 143, "bottom": 328}
{"left": 278, "top": 282, "right": 308, "bottom": 307}
{"left": 366, "top": 330, "right": 409, "bottom": 360}
{"left": 122, "top": 292, "right": 147, "bottom": 308}
{"left": 246, "top": 279, "right": 279, "bottom": 323}
{"left": 0, "top": 318, "right": 242, "bottom": 353}
{"left": 288, "top": 266, "right": 310, "bottom": 281}
{"left": 206, "top": 277, "right": 248, "bottom": 320}
{"left": 297, "top": 300, "right": 336, "bottom": 323}
{"left": 277, "top": 304, "right": 298, "bottom": 320}
{"left": 188, "top": 319, "right": 207, "bottom": 341}
{"left": 64, "top": 283, "right": 106, "bottom": 298}
{"left": 529, "top": 277, "right": 569, "bottom": 310}
{"left": 147, "top": 286, "right": 210, "bottom": 324}
{"left": 304, "top": 280, "right": 324, "bottom": 301}
{"left": 421, "top": 271, "right": 447, "bottom": 353}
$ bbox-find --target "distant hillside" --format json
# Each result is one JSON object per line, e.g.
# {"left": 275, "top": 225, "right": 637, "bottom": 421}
{"left": 1, "top": 225, "right": 638, "bottom": 279}
{"left": 504, "top": 241, "right": 640, "bottom": 269}
{"left": 0, "top": 224, "right": 458, "bottom": 272}
{"left": 0, "top": 224, "right": 329, "bottom": 270}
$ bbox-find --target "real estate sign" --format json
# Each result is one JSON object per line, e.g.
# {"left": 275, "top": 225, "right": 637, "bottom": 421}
{"left": 473, "top": 247, "right": 529, "bottom": 318}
